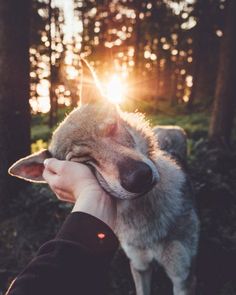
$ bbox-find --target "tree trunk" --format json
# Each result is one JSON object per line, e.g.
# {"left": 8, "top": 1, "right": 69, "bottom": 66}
{"left": 188, "top": 0, "right": 218, "bottom": 110}
{"left": 162, "top": 54, "right": 173, "bottom": 99}
{"left": 155, "top": 59, "right": 161, "bottom": 98}
{"left": 134, "top": 3, "right": 142, "bottom": 75}
{"left": 0, "top": 0, "right": 31, "bottom": 215}
{"left": 49, "top": 0, "right": 57, "bottom": 127}
{"left": 170, "top": 72, "right": 178, "bottom": 106}
{"left": 209, "top": 0, "right": 236, "bottom": 147}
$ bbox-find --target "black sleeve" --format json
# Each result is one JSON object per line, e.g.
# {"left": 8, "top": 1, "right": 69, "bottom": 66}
{"left": 6, "top": 212, "right": 119, "bottom": 295}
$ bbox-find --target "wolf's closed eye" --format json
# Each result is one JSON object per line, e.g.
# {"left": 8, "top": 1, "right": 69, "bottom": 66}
{"left": 70, "top": 155, "right": 98, "bottom": 166}
{"left": 66, "top": 150, "right": 97, "bottom": 165}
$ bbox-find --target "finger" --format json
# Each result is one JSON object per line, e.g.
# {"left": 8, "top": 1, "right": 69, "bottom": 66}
{"left": 44, "top": 158, "right": 65, "bottom": 174}
{"left": 43, "top": 170, "right": 62, "bottom": 191}
{"left": 42, "top": 167, "right": 56, "bottom": 183}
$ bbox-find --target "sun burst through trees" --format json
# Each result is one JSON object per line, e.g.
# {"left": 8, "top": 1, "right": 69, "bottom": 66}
{"left": 105, "top": 75, "right": 126, "bottom": 104}
{"left": 28, "top": 0, "right": 225, "bottom": 115}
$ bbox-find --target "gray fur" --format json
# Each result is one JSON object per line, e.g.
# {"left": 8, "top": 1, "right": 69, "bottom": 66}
{"left": 114, "top": 122, "right": 199, "bottom": 294}
{"left": 153, "top": 125, "right": 187, "bottom": 165}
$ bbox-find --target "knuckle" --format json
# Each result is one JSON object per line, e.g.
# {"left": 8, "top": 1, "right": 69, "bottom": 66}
{"left": 55, "top": 191, "right": 63, "bottom": 200}
{"left": 44, "top": 158, "right": 54, "bottom": 169}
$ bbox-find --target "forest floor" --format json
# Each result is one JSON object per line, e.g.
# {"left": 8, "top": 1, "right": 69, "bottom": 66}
{"left": 0, "top": 109, "right": 236, "bottom": 295}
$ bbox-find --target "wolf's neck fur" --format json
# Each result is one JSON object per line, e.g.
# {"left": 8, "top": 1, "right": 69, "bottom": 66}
{"left": 115, "top": 151, "right": 186, "bottom": 248}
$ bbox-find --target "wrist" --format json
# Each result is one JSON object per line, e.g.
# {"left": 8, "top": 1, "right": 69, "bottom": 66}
{"left": 72, "top": 190, "right": 116, "bottom": 230}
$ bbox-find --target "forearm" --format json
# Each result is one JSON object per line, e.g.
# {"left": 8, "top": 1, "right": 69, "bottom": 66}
{"left": 6, "top": 212, "right": 119, "bottom": 295}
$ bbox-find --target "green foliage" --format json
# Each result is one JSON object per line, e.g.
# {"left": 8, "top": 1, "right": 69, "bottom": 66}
{"left": 148, "top": 110, "right": 209, "bottom": 139}
{"left": 31, "top": 124, "right": 51, "bottom": 142}
{"left": 31, "top": 107, "right": 73, "bottom": 143}
{"left": 31, "top": 139, "right": 48, "bottom": 153}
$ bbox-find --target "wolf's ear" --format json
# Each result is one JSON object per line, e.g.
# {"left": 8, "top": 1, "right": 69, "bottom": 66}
{"left": 8, "top": 149, "right": 51, "bottom": 183}
{"left": 80, "top": 59, "right": 105, "bottom": 105}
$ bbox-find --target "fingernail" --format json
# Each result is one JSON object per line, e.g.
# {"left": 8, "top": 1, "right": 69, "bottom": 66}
{"left": 44, "top": 159, "right": 50, "bottom": 167}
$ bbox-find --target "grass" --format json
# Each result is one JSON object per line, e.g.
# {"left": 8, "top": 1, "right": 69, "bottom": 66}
{"left": 148, "top": 111, "right": 209, "bottom": 139}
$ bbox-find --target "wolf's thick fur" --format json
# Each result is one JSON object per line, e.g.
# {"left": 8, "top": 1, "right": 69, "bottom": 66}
{"left": 9, "top": 60, "right": 199, "bottom": 295}
{"left": 114, "top": 118, "right": 199, "bottom": 295}
{"left": 153, "top": 125, "right": 187, "bottom": 165}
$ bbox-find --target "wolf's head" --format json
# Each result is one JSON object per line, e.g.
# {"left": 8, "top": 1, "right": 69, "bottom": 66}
{"left": 9, "top": 60, "right": 159, "bottom": 199}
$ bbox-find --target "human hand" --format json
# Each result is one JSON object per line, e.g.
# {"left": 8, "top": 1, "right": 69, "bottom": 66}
{"left": 43, "top": 159, "right": 116, "bottom": 229}
{"left": 43, "top": 158, "right": 103, "bottom": 203}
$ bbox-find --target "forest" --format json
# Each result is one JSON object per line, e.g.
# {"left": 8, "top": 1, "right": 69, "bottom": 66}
{"left": 0, "top": 0, "right": 235, "bottom": 294}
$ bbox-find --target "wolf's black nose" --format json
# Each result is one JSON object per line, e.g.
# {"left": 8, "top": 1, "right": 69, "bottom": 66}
{"left": 119, "top": 159, "right": 154, "bottom": 194}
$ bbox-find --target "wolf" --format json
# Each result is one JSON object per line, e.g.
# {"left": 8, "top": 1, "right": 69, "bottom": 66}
{"left": 9, "top": 60, "right": 199, "bottom": 295}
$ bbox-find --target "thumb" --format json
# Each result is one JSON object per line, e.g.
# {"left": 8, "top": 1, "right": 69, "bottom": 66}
{"left": 44, "top": 158, "right": 64, "bottom": 174}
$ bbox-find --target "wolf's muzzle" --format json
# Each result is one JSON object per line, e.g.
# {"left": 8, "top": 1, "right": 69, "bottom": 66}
{"left": 119, "top": 159, "right": 155, "bottom": 194}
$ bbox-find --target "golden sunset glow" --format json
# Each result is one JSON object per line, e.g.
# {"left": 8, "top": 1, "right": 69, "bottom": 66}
{"left": 106, "top": 75, "right": 126, "bottom": 104}
{"left": 27, "top": 0, "right": 200, "bottom": 114}
{"left": 30, "top": 96, "right": 51, "bottom": 113}
{"left": 66, "top": 66, "right": 79, "bottom": 80}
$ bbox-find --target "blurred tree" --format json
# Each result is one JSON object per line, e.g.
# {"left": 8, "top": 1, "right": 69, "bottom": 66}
{"left": 0, "top": 0, "right": 31, "bottom": 216}
{"left": 30, "top": 0, "right": 51, "bottom": 110}
{"left": 140, "top": 0, "right": 176, "bottom": 98}
{"left": 73, "top": 0, "right": 229, "bottom": 110}
{"left": 132, "top": 0, "right": 146, "bottom": 74}
{"left": 48, "top": 0, "right": 65, "bottom": 127}
{"left": 209, "top": 0, "right": 236, "bottom": 147}
{"left": 30, "top": 0, "right": 66, "bottom": 123}
{"left": 188, "top": 0, "right": 224, "bottom": 110}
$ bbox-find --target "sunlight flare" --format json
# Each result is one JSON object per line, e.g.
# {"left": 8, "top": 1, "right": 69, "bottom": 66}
{"left": 105, "top": 75, "right": 126, "bottom": 104}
